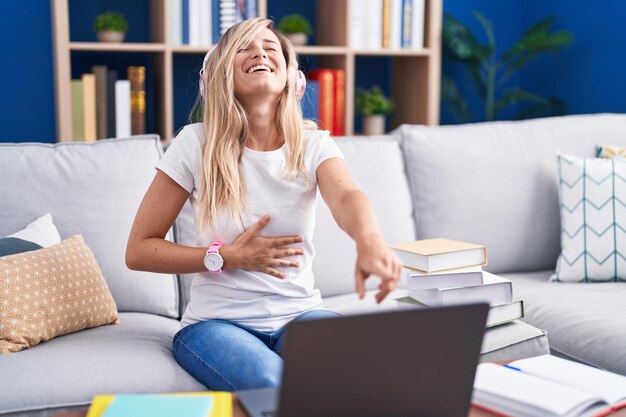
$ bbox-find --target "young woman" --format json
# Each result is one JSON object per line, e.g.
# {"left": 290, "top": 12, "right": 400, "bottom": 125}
{"left": 126, "top": 17, "right": 401, "bottom": 391}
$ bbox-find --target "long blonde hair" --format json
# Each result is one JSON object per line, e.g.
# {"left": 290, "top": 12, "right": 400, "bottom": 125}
{"left": 197, "top": 18, "right": 308, "bottom": 232}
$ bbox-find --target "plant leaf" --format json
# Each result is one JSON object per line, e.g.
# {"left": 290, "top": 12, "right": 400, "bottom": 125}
{"left": 441, "top": 73, "right": 473, "bottom": 123}
{"left": 442, "top": 13, "right": 485, "bottom": 61}
{"left": 494, "top": 87, "right": 567, "bottom": 118}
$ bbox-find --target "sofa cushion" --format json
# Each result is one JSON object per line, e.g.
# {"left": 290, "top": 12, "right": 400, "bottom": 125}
{"left": 0, "top": 313, "right": 206, "bottom": 416}
{"left": 312, "top": 136, "right": 416, "bottom": 297}
{"left": 0, "top": 137, "right": 179, "bottom": 318}
{"left": 323, "top": 289, "right": 549, "bottom": 362}
{"left": 552, "top": 153, "right": 626, "bottom": 282}
{"left": 394, "top": 114, "right": 626, "bottom": 273}
{"left": 0, "top": 213, "right": 62, "bottom": 257}
{"left": 502, "top": 269, "right": 626, "bottom": 375}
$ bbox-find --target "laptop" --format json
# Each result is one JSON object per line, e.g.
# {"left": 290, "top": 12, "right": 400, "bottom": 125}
{"left": 238, "top": 303, "right": 488, "bottom": 417}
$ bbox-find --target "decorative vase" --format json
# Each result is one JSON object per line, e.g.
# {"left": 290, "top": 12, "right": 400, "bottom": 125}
{"left": 288, "top": 33, "right": 308, "bottom": 46}
{"left": 362, "top": 114, "right": 386, "bottom": 135}
{"left": 98, "top": 31, "right": 125, "bottom": 43}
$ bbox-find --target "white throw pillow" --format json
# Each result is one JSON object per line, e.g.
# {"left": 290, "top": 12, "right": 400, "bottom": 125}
{"left": 551, "top": 153, "right": 626, "bottom": 282}
{"left": 0, "top": 213, "right": 62, "bottom": 257}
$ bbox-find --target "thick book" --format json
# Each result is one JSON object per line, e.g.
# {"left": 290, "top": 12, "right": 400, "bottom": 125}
{"left": 81, "top": 73, "right": 97, "bottom": 142}
{"left": 407, "top": 271, "right": 512, "bottom": 307}
{"left": 92, "top": 65, "right": 108, "bottom": 139}
{"left": 106, "top": 70, "right": 118, "bottom": 138}
{"left": 411, "top": 0, "right": 425, "bottom": 48}
{"left": 127, "top": 66, "right": 146, "bottom": 135}
{"left": 169, "top": 0, "right": 182, "bottom": 45}
{"left": 473, "top": 355, "right": 626, "bottom": 417}
{"left": 396, "top": 296, "right": 523, "bottom": 328}
{"left": 404, "top": 265, "right": 484, "bottom": 290}
{"left": 70, "top": 79, "right": 84, "bottom": 141}
{"left": 391, "top": 237, "right": 488, "bottom": 273}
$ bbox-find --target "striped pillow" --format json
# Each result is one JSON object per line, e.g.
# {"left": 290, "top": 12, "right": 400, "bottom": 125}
{"left": 551, "top": 153, "right": 626, "bottom": 282}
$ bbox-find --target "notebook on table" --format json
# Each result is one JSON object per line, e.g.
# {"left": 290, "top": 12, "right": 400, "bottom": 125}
{"left": 238, "top": 303, "right": 488, "bottom": 417}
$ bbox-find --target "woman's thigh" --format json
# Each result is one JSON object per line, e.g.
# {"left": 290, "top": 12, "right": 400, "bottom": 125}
{"left": 173, "top": 319, "right": 283, "bottom": 391}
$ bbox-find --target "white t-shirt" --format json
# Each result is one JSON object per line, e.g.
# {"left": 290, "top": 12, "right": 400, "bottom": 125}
{"left": 156, "top": 123, "right": 344, "bottom": 332}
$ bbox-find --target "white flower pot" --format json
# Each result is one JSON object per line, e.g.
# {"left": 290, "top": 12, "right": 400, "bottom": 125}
{"left": 287, "top": 33, "right": 308, "bottom": 46}
{"left": 98, "top": 31, "right": 125, "bottom": 43}
{"left": 362, "top": 114, "right": 386, "bottom": 135}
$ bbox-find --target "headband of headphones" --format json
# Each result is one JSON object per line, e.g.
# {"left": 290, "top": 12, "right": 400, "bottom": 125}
{"left": 199, "top": 46, "right": 306, "bottom": 99}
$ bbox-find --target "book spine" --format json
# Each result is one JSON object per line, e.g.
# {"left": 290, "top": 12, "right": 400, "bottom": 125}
{"left": 349, "top": 0, "right": 363, "bottom": 49}
{"left": 71, "top": 80, "right": 84, "bottom": 142}
{"left": 92, "top": 65, "right": 108, "bottom": 139}
{"left": 401, "top": 0, "right": 413, "bottom": 48}
{"left": 115, "top": 80, "right": 131, "bottom": 138}
{"left": 81, "top": 73, "right": 97, "bottom": 143}
{"left": 198, "top": 0, "right": 210, "bottom": 46}
{"left": 127, "top": 66, "right": 146, "bottom": 135}
{"left": 244, "top": 0, "right": 257, "bottom": 19}
{"left": 189, "top": 0, "right": 201, "bottom": 46}
{"left": 390, "top": 0, "right": 402, "bottom": 49}
{"left": 170, "top": 0, "right": 183, "bottom": 45}
{"left": 301, "top": 80, "right": 319, "bottom": 121}
{"left": 212, "top": 0, "right": 221, "bottom": 43}
{"left": 182, "top": 0, "right": 190, "bottom": 45}
{"left": 333, "top": 69, "right": 345, "bottom": 136}
{"left": 411, "top": 0, "right": 425, "bottom": 48}
{"left": 382, "top": 0, "right": 391, "bottom": 48}
{"left": 306, "top": 69, "right": 335, "bottom": 134}
{"left": 106, "top": 70, "right": 118, "bottom": 138}
{"left": 220, "top": 0, "right": 237, "bottom": 35}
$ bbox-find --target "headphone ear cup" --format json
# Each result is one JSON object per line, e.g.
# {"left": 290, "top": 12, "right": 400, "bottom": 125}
{"left": 295, "top": 70, "right": 306, "bottom": 100}
{"left": 199, "top": 77, "right": 205, "bottom": 98}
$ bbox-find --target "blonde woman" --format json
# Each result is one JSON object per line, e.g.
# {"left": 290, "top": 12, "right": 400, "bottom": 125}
{"left": 126, "top": 17, "right": 401, "bottom": 391}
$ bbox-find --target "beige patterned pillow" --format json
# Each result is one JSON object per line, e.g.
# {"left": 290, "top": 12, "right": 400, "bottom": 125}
{"left": 597, "top": 143, "right": 626, "bottom": 159}
{"left": 0, "top": 235, "right": 119, "bottom": 353}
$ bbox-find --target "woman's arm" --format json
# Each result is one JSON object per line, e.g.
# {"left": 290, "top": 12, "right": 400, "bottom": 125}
{"left": 317, "top": 157, "right": 402, "bottom": 303}
{"left": 126, "top": 170, "right": 304, "bottom": 277}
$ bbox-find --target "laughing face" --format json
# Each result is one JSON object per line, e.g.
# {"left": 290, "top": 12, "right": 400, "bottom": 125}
{"left": 233, "top": 28, "right": 288, "bottom": 101}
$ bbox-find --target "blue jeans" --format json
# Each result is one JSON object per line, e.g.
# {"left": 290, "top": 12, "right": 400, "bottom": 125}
{"left": 172, "top": 309, "right": 341, "bottom": 391}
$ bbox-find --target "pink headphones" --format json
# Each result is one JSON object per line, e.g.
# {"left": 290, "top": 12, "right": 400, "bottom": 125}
{"left": 199, "top": 47, "right": 306, "bottom": 99}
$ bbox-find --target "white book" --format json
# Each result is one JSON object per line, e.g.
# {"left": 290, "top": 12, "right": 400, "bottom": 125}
{"left": 349, "top": 0, "right": 364, "bottom": 49}
{"left": 389, "top": 0, "right": 402, "bottom": 49}
{"left": 199, "top": 0, "right": 212, "bottom": 46}
{"left": 396, "top": 297, "right": 523, "bottom": 328}
{"left": 411, "top": 0, "right": 425, "bottom": 48}
{"left": 408, "top": 271, "right": 512, "bottom": 307}
{"left": 169, "top": 0, "right": 182, "bottom": 45}
{"left": 114, "top": 80, "right": 131, "bottom": 138}
{"left": 405, "top": 265, "right": 484, "bottom": 290}
{"left": 360, "top": 0, "right": 382, "bottom": 50}
{"left": 189, "top": 0, "right": 203, "bottom": 46}
{"left": 473, "top": 355, "right": 626, "bottom": 417}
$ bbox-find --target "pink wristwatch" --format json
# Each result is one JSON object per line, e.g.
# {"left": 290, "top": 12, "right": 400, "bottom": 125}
{"left": 204, "top": 242, "right": 224, "bottom": 273}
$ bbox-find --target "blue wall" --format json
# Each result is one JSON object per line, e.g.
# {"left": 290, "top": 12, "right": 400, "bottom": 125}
{"left": 2, "top": 1, "right": 625, "bottom": 142}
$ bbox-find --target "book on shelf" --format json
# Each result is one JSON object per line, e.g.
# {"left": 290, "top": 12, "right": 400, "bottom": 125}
{"left": 170, "top": 0, "right": 183, "bottom": 45}
{"left": 87, "top": 392, "right": 233, "bottom": 417}
{"left": 71, "top": 80, "right": 84, "bottom": 142}
{"left": 305, "top": 69, "right": 346, "bottom": 136}
{"left": 391, "top": 237, "right": 488, "bottom": 273}
{"left": 411, "top": 0, "right": 425, "bottom": 48}
{"left": 396, "top": 296, "right": 523, "bottom": 328}
{"left": 106, "top": 70, "right": 118, "bottom": 138}
{"left": 407, "top": 271, "right": 512, "bottom": 307}
{"left": 404, "top": 265, "right": 484, "bottom": 290}
{"left": 92, "top": 65, "right": 108, "bottom": 139}
{"left": 115, "top": 80, "right": 131, "bottom": 138}
{"left": 127, "top": 66, "right": 146, "bottom": 135}
{"left": 473, "top": 355, "right": 626, "bottom": 417}
{"left": 81, "top": 73, "right": 97, "bottom": 143}
{"left": 301, "top": 80, "right": 319, "bottom": 121}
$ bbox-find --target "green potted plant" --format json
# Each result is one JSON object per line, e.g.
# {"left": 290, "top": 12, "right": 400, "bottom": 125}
{"left": 94, "top": 11, "right": 129, "bottom": 43}
{"left": 278, "top": 14, "right": 313, "bottom": 46}
{"left": 355, "top": 86, "right": 393, "bottom": 135}
{"left": 441, "top": 12, "right": 572, "bottom": 122}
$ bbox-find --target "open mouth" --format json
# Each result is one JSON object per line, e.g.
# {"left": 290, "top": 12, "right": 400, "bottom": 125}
{"left": 246, "top": 64, "right": 273, "bottom": 74}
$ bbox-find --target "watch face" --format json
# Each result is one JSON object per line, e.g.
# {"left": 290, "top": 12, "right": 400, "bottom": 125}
{"left": 205, "top": 252, "right": 224, "bottom": 272}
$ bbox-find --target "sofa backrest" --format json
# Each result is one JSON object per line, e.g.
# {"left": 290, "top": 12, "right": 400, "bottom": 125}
{"left": 394, "top": 113, "right": 626, "bottom": 273}
{"left": 0, "top": 136, "right": 180, "bottom": 318}
{"left": 175, "top": 135, "right": 416, "bottom": 312}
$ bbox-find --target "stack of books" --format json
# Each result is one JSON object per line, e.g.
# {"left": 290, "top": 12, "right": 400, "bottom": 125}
{"left": 392, "top": 238, "right": 524, "bottom": 328}
{"left": 303, "top": 69, "right": 345, "bottom": 136}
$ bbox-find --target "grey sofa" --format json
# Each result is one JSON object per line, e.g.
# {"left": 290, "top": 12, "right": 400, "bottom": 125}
{"left": 4, "top": 113, "right": 621, "bottom": 416}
